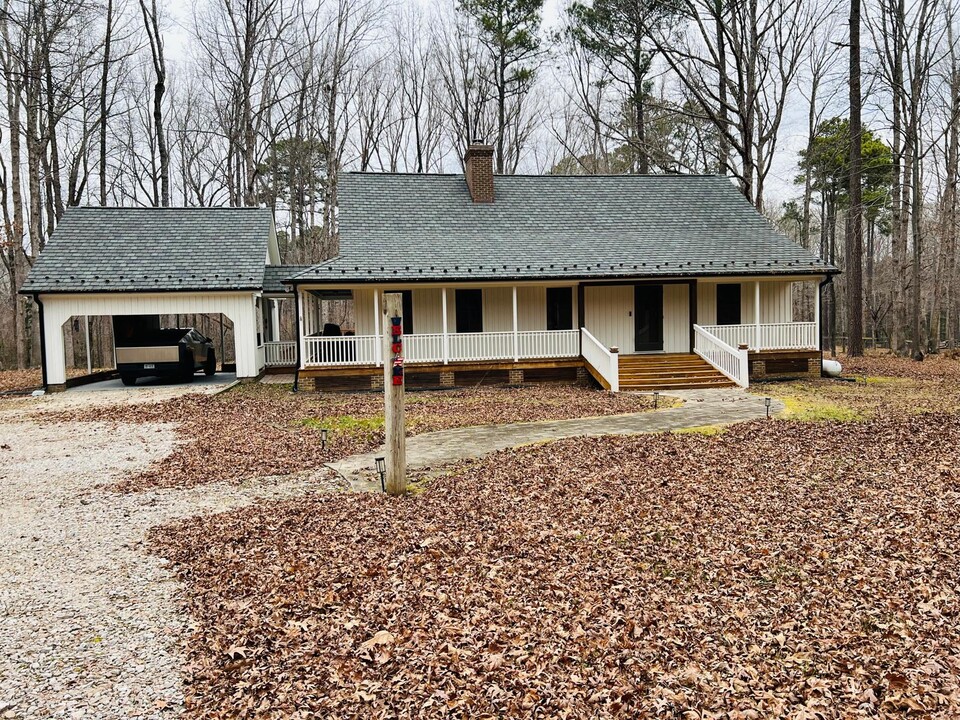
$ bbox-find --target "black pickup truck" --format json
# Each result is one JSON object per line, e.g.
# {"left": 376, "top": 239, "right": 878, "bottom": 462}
{"left": 115, "top": 327, "right": 216, "bottom": 386}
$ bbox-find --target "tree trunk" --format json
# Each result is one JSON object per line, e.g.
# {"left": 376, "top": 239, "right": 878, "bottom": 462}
{"left": 846, "top": 0, "right": 864, "bottom": 356}
{"left": 99, "top": 0, "right": 113, "bottom": 205}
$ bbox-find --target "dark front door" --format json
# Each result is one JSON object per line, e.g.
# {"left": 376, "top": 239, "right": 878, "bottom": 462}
{"left": 634, "top": 284, "right": 664, "bottom": 352}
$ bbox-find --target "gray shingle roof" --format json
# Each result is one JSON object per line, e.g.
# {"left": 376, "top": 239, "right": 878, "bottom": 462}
{"left": 21, "top": 206, "right": 275, "bottom": 294}
{"left": 293, "top": 173, "right": 835, "bottom": 284}
{"left": 263, "top": 264, "right": 310, "bottom": 294}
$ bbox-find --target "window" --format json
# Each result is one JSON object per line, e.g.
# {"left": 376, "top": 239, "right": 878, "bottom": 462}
{"left": 716, "top": 284, "right": 741, "bottom": 325}
{"left": 546, "top": 287, "right": 573, "bottom": 330}
{"left": 455, "top": 289, "right": 483, "bottom": 333}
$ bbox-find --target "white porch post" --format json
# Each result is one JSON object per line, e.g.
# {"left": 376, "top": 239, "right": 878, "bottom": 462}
{"left": 512, "top": 285, "right": 519, "bottom": 362}
{"left": 754, "top": 280, "right": 761, "bottom": 350}
{"left": 84, "top": 315, "right": 92, "bottom": 373}
{"left": 441, "top": 287, "right": 449, "bottom": 364}
{"left": 814, "top": 278, "right": 821, "bottom": 348}
{"left": 297, "top": 289, "right": 306, "bottom": 368}
{"left": 373, "top": 288, "right": 382, "bottom": 366}
{"left": 271, "top": 299, "right": 281, "bottom": 342}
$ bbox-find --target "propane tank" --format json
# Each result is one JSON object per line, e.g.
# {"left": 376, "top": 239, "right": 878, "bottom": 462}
{"left": 821, "top": 359, "right": 843, "bottom": 377}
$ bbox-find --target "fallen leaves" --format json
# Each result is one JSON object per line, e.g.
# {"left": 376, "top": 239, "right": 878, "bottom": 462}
{"left": 43, "top": 384, "right": 655, "bottom": 491}
{"left": 153, "top": 410, "right": 960, "bottom": 718}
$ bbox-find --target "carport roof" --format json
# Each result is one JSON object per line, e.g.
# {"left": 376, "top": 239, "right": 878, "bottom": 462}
{"left": 21, "top": 206, "right": 275, "bottom": 294}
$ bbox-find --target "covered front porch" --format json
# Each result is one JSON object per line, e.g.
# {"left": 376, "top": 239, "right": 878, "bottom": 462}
{"left": 269, "top": 276, "right": 825, "bottom": 390}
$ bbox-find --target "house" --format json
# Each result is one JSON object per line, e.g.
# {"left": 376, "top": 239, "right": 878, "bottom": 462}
{"left": 284, "top": 143, "right": 836, "bottom": 392}
{"left": 22, "top": 143, "right": 836, "bottom": 392}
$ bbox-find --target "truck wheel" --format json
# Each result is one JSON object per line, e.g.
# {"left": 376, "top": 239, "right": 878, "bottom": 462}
{"left": 120, "top": 374, "right": 137, "bottom": 387}
{"left": 180, "top": 352, "right": 196, "bottom": 382}
{"left": 204, "top": 350, "right": 216, "bottom": 376}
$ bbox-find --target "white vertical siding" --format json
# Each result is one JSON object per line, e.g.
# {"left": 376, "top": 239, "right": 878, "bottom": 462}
{"left": 517, "top": 286, "right": 547, "bottom": 330}
{"left": 584, "top": 285, "right": 634, "bottom": 353}
{"left": 698, "top": 282, "right": 718, "bottom": 325}
{"left": 760, "top": 281, "right": 793, "bottom": 322}
{"left": 482, "top": 287, "right": 512, "bottom": 332}
{"left": 742, "top": 282, "right": 757, "bottom": 324}
{"left": 663, "top": 284, "right": 690, "bottom": 353}
{"left": 354, "top": 288, "right": 376, "bottom": 335}
{"left": 412, "top": 288, "right": 443, "bottom": 333}
{"left": 40, "top": 291, "right": 262, "bottom": 384}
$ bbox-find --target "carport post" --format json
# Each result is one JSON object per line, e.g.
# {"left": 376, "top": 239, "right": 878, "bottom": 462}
{"left": 381, "top": 292, "right": 406, "bottom": 495}
{"left": 84, "top": 316, "right": 92, "bottom": 374}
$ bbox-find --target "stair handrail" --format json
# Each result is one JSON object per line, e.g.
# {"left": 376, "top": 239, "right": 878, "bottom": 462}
{"left": 580, "top": 327, "right": 619, "bottom": 392}
{"left": 693, "top": 324, "right": 749, "bottom": 388}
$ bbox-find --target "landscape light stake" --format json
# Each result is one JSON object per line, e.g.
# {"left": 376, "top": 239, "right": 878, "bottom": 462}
{"left": 321, "top": 428, "right": 328, "bottom": 450}
{"left": 375, "top": 456, "right": 386, "bottom": 492}
{"left": 765, "top": 397, "right": 772, "bottom": 418}
{"left": 653, "top": 391, "right": 660, "bottom": 409}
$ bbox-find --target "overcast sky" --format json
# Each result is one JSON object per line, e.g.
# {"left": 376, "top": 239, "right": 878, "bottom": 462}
{"left": 160, "top": 0, "right": 825, "bottom": 208}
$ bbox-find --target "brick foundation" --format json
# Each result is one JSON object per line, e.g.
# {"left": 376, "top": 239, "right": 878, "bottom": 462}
{"left": 439, "top": 369, "right": 455, "bottom": 387}
{"left": 508, "top": 368, "right": 524, "bottom": 385}
{"left": 370, "top": 374, "right": 384, "bottom": 390}
{"left": 46, "top": 383, "right": 67, "bottom": 393}
{"left": 751, "top": 359, "right": 767, "bottom": 378}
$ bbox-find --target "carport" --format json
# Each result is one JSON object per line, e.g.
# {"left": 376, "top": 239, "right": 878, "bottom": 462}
{"left": 21, "top": 206, "right": 281, "bottom": 390}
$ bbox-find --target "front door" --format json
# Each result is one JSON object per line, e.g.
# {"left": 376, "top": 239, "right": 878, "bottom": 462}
{"left": 634, "top": 284, "right": 664, "bottom": 352}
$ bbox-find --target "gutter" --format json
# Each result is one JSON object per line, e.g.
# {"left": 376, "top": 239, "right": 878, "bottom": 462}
{"left": 292, "top": 280, "right": 302, "bottom": 393}
{"left": 818, "top": 275, "right": 833, "bottom": 377}
{"left": 33, "top": 294, "right": 48, "bottom": 389}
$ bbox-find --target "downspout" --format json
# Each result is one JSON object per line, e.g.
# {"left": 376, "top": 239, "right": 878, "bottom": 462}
{"left": 292, "top": 282, "right": 301, "bottom": 393}
{"left": 34, "top": 294, "right": 48, "bottom": 389}
{"left": 818, "top": 275, "right": 833, "bottom": 377}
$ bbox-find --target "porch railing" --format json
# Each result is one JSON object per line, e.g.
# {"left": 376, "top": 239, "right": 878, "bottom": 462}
{"left": 693, "top": 324, "right": 749, "bottom": 387}
{"left": 302, "top": 330, "right": 579, "bottom": 368}
{"left": 264, "top": 341, "right": 298, "bottom": 367}
{"left": 699, "top": 322, "right": 817, "bottom": 351}
{"left": 580, "top": 327, "right": 619, "bottom": 392}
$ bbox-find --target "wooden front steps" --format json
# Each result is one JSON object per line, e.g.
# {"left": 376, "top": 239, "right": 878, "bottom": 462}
{"left": 618, "top": 353, "right": 735, "bottom": 390}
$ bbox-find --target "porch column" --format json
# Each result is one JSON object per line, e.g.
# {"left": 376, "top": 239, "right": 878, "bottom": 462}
{"left": 754, "top": 280, "right": 761, "bottom": 350}
{"left": 84, "top": 315, "right": 92, "bottom": 374}
{"left": 814, "top": 278, "right": 821, "bottom": 348}
{"left": 297, "top": 289, "right": 307, "bottom": 368}
{"left": 441, "top": 287, "right": 449, "bottom": 364}
{"left": 512, "top": 285, "right": 519, "bottom": 362}
{"left": 373, "top": 288, "right": 382, "bottom": 366}
{"left": 271, "top": 299, "right": 281, "bottom": 342}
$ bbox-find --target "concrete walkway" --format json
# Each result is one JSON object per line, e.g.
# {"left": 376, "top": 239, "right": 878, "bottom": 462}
{"left": 329, "top": 388, "right": 782, "bottom": 492}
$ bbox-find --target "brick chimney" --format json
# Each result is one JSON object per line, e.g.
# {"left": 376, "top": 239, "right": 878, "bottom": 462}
{"left": 464, "top": 141, "right": 495, "bottom": 203}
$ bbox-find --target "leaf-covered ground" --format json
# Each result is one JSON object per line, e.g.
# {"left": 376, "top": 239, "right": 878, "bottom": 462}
{"left": 45, "top": 384, "right": 656, "bottom": 491}
{"left": 754, "top": 352, "right": 960, "bottom": 419}
{"left": 0, "top": 367, "right": 111, "bottom": 393}
{"left": 155, "top": 411, "right": 960, "bottom": 718}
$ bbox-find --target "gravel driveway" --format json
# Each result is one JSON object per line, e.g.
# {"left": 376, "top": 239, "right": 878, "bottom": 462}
{"left": 0, "top": 399, "right": 343, "bottom": 719}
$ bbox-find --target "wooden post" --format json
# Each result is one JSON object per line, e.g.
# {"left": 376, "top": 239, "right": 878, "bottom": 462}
{"left": 382, "top": 292, "right": 406, "bottom": 495}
